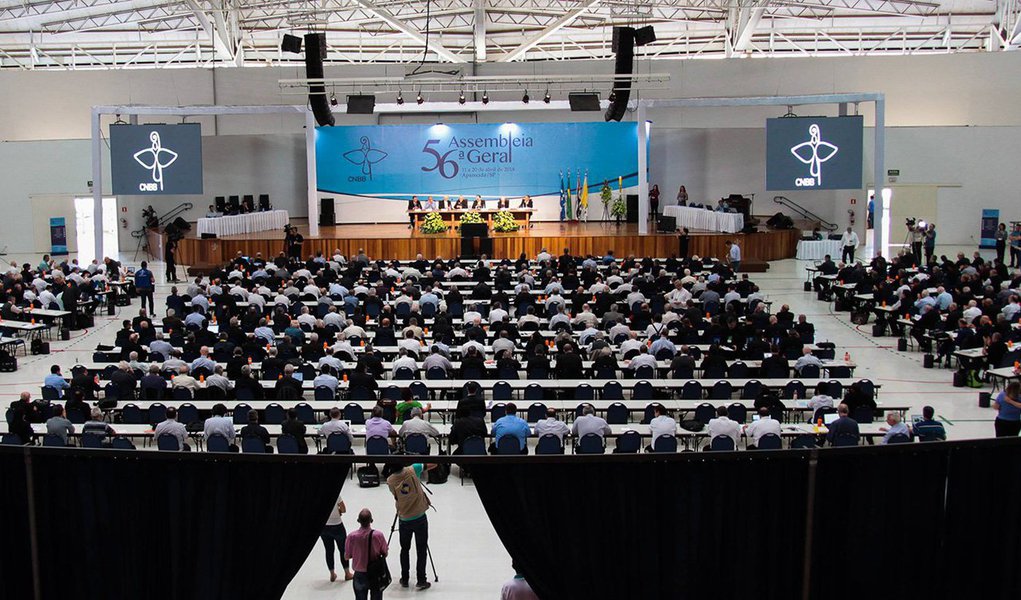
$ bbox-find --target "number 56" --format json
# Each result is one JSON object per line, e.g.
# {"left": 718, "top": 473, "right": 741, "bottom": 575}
{"left": 421, "top": 139, "right": 459, "bottom": 179}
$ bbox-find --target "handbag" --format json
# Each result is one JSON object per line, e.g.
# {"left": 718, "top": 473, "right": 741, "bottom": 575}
{"left": 365, "top": 529, "right": 392, "bottom": 590}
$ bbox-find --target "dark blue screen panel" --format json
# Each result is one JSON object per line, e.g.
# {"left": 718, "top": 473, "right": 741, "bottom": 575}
{"left": 110, "top": 123, "right": 203, "bottom": 195}
{"left": 766, "top": 116, "right": 863, "bottom": 191}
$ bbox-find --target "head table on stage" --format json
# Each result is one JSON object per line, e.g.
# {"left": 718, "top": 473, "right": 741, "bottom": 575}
{"left": 663, "top": 205, "right": 744, "bottom": 234}
{"left": 197, "top": 210, "right": 290, "bottom": 237}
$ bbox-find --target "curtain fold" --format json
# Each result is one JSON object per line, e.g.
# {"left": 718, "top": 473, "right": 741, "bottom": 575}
{"left": 0, "top": 450, "right": 33, "bottom": 600}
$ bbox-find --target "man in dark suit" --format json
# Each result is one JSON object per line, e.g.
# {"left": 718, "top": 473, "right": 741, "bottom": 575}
{"left": 825, "top": 403, "right": 860, "bottom": 446}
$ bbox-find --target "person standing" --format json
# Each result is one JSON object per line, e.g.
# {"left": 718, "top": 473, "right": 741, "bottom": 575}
{"left": 321, "top": 493, "right": 354, "bottom": 582}
{"left": 134, "top": 260, "right": 155, "bottom": 313}
{"left": 1010, "top": 223, "right": 1021, "bottom": 269}
{"left": 344, "top": 509, "right": 389, "bottom": 600}
{"left": 867, "top": 195, "right": 874, "bottom": 229}
{"left": 839, "top": 226, "right": 860, "bottom": 265}
{"left": 992, "top": 382, "right": 1021, "bottom": 437}
{"left": 677, "top": 227, "right": 690, "bottom": 259}
{"left": 164, "top": 238, "right": 178, "bottom": 283}
{"left": 386, "top": 463, "right": 433, "bottom": 590}
{"left": 649, "top": 184, "right": 660, "bottom": 219}
{"left": 995, "top": 222, "right": 1008, "bottom": 265}
{"left": 676, "top": 185, "right": 688, "bottom": 207}
{"left": 726, "top": 240, "right": 742, "bottom": 273}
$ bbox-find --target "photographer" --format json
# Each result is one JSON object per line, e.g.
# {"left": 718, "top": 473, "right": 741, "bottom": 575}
{"left": 386, "top": 462, "right": 435, "bottom": 591}
{"left": 908, "top": 220, "right": 923, "bottom": 264}
{"left": 284, "top": 224, "right": 303, "bottom": 261}
{"left": 924, "top": 223, "right": 937, "bottom": 266}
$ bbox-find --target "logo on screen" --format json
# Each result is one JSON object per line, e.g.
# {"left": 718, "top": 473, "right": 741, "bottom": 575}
{"left": 343, "top": 136, "right": 388, "bottom": 181}
{"left": 133, "top": 131, "right": 179, "bottom": 192}
{"left": 790, "top": 123, "right": 838, "bottom": 187}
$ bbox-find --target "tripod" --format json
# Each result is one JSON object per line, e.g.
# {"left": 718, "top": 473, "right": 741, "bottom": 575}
{"left": 387, "top": 512, "right": 439, "bottom": 583}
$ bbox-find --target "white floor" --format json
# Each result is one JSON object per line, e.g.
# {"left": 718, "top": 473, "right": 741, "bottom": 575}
{"left": 0, "top": 248, "right": 1001, "bottom": 598}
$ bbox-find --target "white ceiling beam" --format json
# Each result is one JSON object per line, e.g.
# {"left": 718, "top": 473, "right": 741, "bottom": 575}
{"left": 498, "top": 0, "right": 602, "bottom": 62}
{"left": 473, "top": 0, "right": 486, "bottom": 61}
{"left": 183, "top": 0, "right": 235, "bottom": 62}
{"left": 733, "top": 6, "right": 766, "bottom": 52}
{"left": 350, "top": 0, "right": 466, "bottom": 62}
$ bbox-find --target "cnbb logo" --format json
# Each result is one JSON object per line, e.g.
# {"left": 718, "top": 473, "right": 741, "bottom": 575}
{"left": 139, "top": 183, "right": 160, "bottom": 192}
{"left": 795, "top": 178, "right": 817, "bottom": 187}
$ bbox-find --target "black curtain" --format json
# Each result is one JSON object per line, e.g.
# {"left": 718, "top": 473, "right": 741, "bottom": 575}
{"left": 0, "top": 447, "right": 347, "bottom": 600}
{"left": 472, "top": 454, "right": 810, "bottom": 600}
{"left": 0, "top": 449, "right": 32, "bottom": 600}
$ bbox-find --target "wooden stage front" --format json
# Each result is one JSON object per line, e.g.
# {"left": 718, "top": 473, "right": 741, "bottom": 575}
{"left": 177, "top": 221, "right": 799, "bottom": 265}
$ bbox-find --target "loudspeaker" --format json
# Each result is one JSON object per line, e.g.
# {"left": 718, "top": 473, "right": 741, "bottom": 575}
{"left": 897, "top": 338, "right": 908, "bottom": 352}
{"left": 568, "top": 92, "right": 601, "bottom": 111}
{"left": 201, "top": 233, "right": 217, "bottom": 239}
{"left": 320, "top": 197, "right": 335, "bottom": 226}
{"left": 634, "top": 25, "right": 657, "bottom": 46}
{"left": 227, "top": 196, "right": 239, "bottom": 213}
{"left": 172, "top": 217, "right": 189, "bottom": 231}
{"left": 625, "top": 194, "right": 638, "bottom": 224}
{"left": 606, "top": 26, "right": 634, "bottom": 122}
{"left": 657, "top": 215, "right": 676, "bottom": 233}
{"left": 258, "top": 194, "right": 270, "bottom": 211}
{"left": 804, "top": 281, "right": 812, "bottom": 292}
{"left": 346, "top": 94, "right": 376, "bottom": 114}
{"left": 923, "top": 354, "right": 935, "bottom": 368}
{"left": 305, "top": 33, "right": 335, "bottom": 127}
{"left": 281, "top": 34, "right": 302, "bottom": 54}
{"left": 242, "top": 194, "right": 254, "bottom": 208}
{"left": 978, "top": 391, "right": 991, "bottom": 408}
{"left": 214, "top": 196, "right": 226, "bottom": 213}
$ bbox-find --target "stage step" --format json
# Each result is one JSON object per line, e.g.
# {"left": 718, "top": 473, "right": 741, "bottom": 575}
{"left": 739, "top": 260, "right": 770, "bottom": 273}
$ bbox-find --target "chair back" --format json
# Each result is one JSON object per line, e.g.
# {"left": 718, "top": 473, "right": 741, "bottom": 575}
{"left": 313, "top": 386, "right": 335, "bottom": 401}
{"left": 635, "top": 365, "right": 655, "bottom": 380}
{"left": 811, "top": 406, "right": 837, "bottom": 424}
{"left": 496, "top": 435, "right": 522, "bottom": 455}
{"left": 460, "top": 435, "right": 487, "bottom": 455}
{"left": 327, "top": 432, "right": 353, "bottom": 454}
{"left": 242, "top": 436, "right": 267, "bottom": 453}
{"left": 233, "top": 403, "right": 253, "bottom": 425}
{"left": 832, "top": 432, "right": 860, "bottom": 447}
{"left": 681, "top": 381, "right": 703, "bottom": 400}
{"left": 111, "top": 436, "right": 135, "bottom": 450}
{"left": 783, "top": 381, "right": 806, "bottom": 400}
{"left": 277, "top": 434, "right": 300, "bottom": 454}
{"left": 709, "top": 435, "right": 735, "bottom": 451}
{"left": 490, "top": 403, "right": 507, "bottom": 422}
{"left": 121, "top": 403, "right": 145, "bottom": 424}
{"left": 79, "top": 433, "right": 103, "bottom": 449}
{"left": 727, "top": 403, "right": 747, "bottom": 424}
{"left": 606, "top": 402, "right": 629, "bottom": 425}
{"left": 526, "top": 403, "right": 547, "bottom": 423}
{"left": 394, "top": 367, "right": 416, "bottom": 381}
{"left": 264, "top": 403, "right": 286, "bottom": 425}
{"left": 536, "top": 434, "right": 564, "bottom": 455}
{"left": 728, "top": 361, "right": 749, "bottom": 378}
{"left": 614, "top": 430, "right": 642, "bottom": 454}
{"left": 426, "top": 366, "right": 447, "bottom": 380}
{"left": 574, "top": 383, "right": 594, "bottom": 401}
{"left": 206, "top": 434, "right": 231, "bottom": 452}
{"left": 171, "top": 387, "right": 193, "bottom": 401}
{"left": 742, "top": 380, "right": 763, "bottom": 400}
{"left": 294, "top": 403, "right": 315, "bottom": 424}
{"left": 365, "top": 435, "right": 390, "bottom": 455}
{"left": 602, "top": 381, "right": 624, "bottom": 401}
{"left": 157, "top": 434, "right": 180, "bottom": 451}
{"left": 41, "top": 386, "right": 60, "bottom": 400}
{"left": 577, "top": 432, "right": 605, "bottom": 454}
{"left": 694, "top": 403, "right": 715, "bottom": 425}
{"left": 404, "top": 433, "right": 430, "bottom": 455}
{"left": 709, "top": 381, "right": 733, "bottom": 400}
{"left": 520, "top": 383, "right": 541, "bottom": 402}
{"left": 235, "top": 386, "right": 255, "bottom": 401}
{"left": 1, "top": 433, "right": 23, "bottom": 446}
{"left": 757, "top": 433, "right": 782, "bottom": 450}
{"left": 148, "top": 403, "right": 168, "bottom": 427}
{"left": 790, "top": 435, "right": 816, "bottom": 449}
{"left": 887, "top": 433, "right": 912, "bottom": 445}
{"left": 799, "top": 364, "right": 821, "bottom": 379}
{"left": 653, "top": 435, "right": 678, "bottom": 453}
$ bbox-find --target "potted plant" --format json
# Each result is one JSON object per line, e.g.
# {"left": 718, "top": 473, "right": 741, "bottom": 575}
{"left": 493, "top": 209, "right": 520, "bottom": 232}
{"left": 419, "top": 212, "right": 448, "bottom": 234}
{"left": 600, "top": 180, "right": 612, "bottom": 220}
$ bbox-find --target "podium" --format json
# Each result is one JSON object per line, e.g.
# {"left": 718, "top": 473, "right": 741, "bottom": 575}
{"left": 460, "top": 223, "right": 492, "bottom": 259}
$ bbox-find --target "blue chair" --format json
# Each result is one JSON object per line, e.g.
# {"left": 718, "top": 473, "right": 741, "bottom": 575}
{"left": 314, "top": 386, "right": 336, "bottom": 401}
{"left": 41, "top": 386, "right": 60, "bottom": 400}
{"left": 242, "top": 436, "right": 268, "bottom": 453}
{"left": 634, "top": 365, "right": 655, "bottom": 380}
{"left": 233, "top": 403, "right": 253, "bottom": 426}
{"left": 652, "top": 435, "right": 678, "bottom": 453}
{"left": 77, "top": 432, "right": 101, "bottom": 448}
{"left": 710, "top": 381, "right": 733, "bottom": 400}
{"left": 495, "top": 435, "right": 523, "bottom": 455}
{"left": 817, "top": 380, "right": 843, "bottom": 398}
{"left": 121, "top": 404, "right": 145, "bottom": 424}
{"left": 641, "top": 403, "right": 664, "bottom": 425}
{"left": 536, "top": 434, "right": 564, "bottom": 455}
{"left": 206, "top": 434, "right": 231, "bottom": 452}
{"left": 756, "top": 433, "right": 782, "bottom": 450}
{"left": 783, "top": 381, "right": 806, "bottom": 400}
{"left": 694, "top": 403, "right": 715, "bottom": 425}
{"left": 394, "top": 367, "right": 416, "bottom": 381}
{"left": 327, "top": 432, "right": 353, "bottom": 454}
{"left": 490, "top": 403, "right": 507, "bottom": 422}
{"left": 606, "top": 402, "right": 629, "bottom": 425}
{"left": 613, "top": 431, "right": 642, "bottom": 454}
{"left": 790, "top": 435, "right": 817, "bottom": 449}
{"left": 426, "top": 366, "right": 447, "bottom": 381}
{"left": 294, "top": 403, "right": 315, "bottom": 424}
{"left": 576, "top": 432, "right": 605, "bottom": 454}
{"left": 708, "top": 436, "right": 735, "bottom": 451}
{"left": 277, "top": 434, "right": 300, "bottom": 454}
{"left": 727, "top": 403, "right": 747, "bottom": 424}
{"left": 0, "top": 433, "right": 22, "bottom": 445}
{"left": 742, "top": 380, "right": 763, "bottom": 400}
{"left": 404, "top": 433, "right": 430, "bottom": 455}
{"left": 157, "top": 434, "right": 181, "bottom": 451}
{"left": 595, "top": 365, "right": 616, "bottom": 379}
{"left": 574, "top": 384, "right": 594, "bottom": 401}
{"left": 111, "top": 436, "right": 135, "bottom": 450}
{"left": 681, "top": 381, "right": 703, "bottom": 400}
{"left": 171, "top": 387, "right": 192, "bottom": 401}
{"left": 832, "top": 433, "right": 860, "bottom": 447}
{"left": 382, "top": 386, "right": 402, "bottom": 402}
{"left": 811, "top": 406, "right": 837, "bottom": 424}
{"left": 602, "top": 381, "right": 624, "bottom": 401}
{"left": 728, "top": 361, "right": 749, "bottom": 378}
{"left": 409, "top": 382, "right": 428, "bottom": 402}
{"left": 177, "top": 403, "right": 200, "bottom": 425}
{"left": 460, "top": 436, "right": 487, "bottom": 455}
{"left": 526, "top": 402, "right": 547, "bottom": 423}
{"left": 264, "top": 403, "right": 286, "bottom": 425}
{"left": 851, "top": 406, "right": 874, "bottom": 424}
{"left": 521, "top": 383, "right": 541, "bottom": 402}
{"left": 148, "top": 403, "right": 168, "bottom": 427}
{"left": 632, "top": 380, "right": 653, "bottom": 401}
{"left": 365, "top": 435, "right": 390, "bottom": 455}
{"left": 343, "top": 403, "right": 366, "bottom": 424}
{"left": 887, "top": 433, "right": 912, "bottom": 445}
{"left": 799, "top": 364, "right": 821, "bottom": 379}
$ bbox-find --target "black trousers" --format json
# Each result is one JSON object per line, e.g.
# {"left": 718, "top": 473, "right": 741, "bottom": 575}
{"left": 1011, "top": 246, "right": 1020, "bottom": 268}
{"left": 138, "top": 288, "right": 154, "bottom": 313}
{"left": 841, "top": 245, "right": 855, "bottom": 264}
{"left": 165, "top": 259, "right": 176, "bottom": 282}
{"left": 320, "top": 523, "right": 350, "bottom": 571}
{"left": 399, "top": 514, "right": 429, "bottom": 584}
{"left": 996, "top": 240, "right": 1006, "bottom": 264}
{"left": 994, "top": 418, "right": 1021, "bottom": 437}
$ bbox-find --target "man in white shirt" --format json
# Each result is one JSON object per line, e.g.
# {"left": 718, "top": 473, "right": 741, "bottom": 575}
{"left": 313, "top": 367, "right": 339, "bottom": 392}
{"left": 399, "top": 407, "right": 439, "bottom": 438}
{"left": 646, "top": 404, "right": 677, "bottom": 450}
{"left": 665, "top": 281, "right": 692, "bottom": 309}
{"left": 536, "top": 248, "right": 552, "bottom": 263}
{"left": 572, "top": 304, "right": 598, "bottom": 329}
{"left": 154, "top": 407, "right": 190, "bottom": 450}
{"left": 571, "top": 405, "right": 611, "bottom": 442}
{"left": 320, "top": 407, "right": 354, "bottom": 446}
{"left": 743, "top": 407, "right": 782, "bottom": 449}
{"left": 533, "top": 408, "right": 570, "bottom": 441}
{"left": 793, "top": 346, "right": 824, "bottom": 374}
{"left": 618, "top": 332, "right": 643, "bottom": 359}
{"left": 422, "top": 346, "right": 453, "bottom": 374}
{"left": 726, "top": 240, "right": 742, "bottom": 272}
{"left": 391, "top": 349, "right": 418, "bottom": 376}
{"left": 962, "top": 300, "right": 982, "bottom": 324}
{"left": 707, "top": 405, "right": 742, "bottom": 448}
{"left": 840, "top": 226, "right": 860, "bottom": 264}
{"left": 204, "top": 365, "right": 233, "bottom": 391}
{"left": 628, "top": 346, "right": 658, "bottom": 371}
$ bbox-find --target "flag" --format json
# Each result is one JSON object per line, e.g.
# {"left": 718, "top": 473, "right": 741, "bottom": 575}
{"left": 565, "top": 169, "right": 573, "bottom": 221}
{"left": 580, "top": 171, "right": 589, "bottom": 220}
{"left": 559, "top": 171, "right": 566, "bottom": 221}
{"left": 575, "top": 170, "right": 582, "bottom": 220}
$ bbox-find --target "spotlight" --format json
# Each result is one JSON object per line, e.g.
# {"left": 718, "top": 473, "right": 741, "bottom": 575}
{"left": 482, "top": 91, "right": 489, "bottom": 104}
{"left": 458, "top": 91, "right": 466, "bottom": 105}
{"left": 329, "top": 93, "right": 338, "bottom": 107}
{"left": 396, "top": 91, "right": 404, "bottom": 105}
{"left": 543, "top": 90, "right": 551, "bottom": 104}
{"left": 416, "top": 91, "right": 424, "bottom": 105}
{"left": 609, "top": 89, "right": 616, "bottom": 102}
{"left": 522, "top": 90, "right": 530, "bottom": 104}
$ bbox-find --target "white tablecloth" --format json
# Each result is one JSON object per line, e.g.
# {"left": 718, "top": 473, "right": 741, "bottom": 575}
{"left": 663, "top": 205, "right": 744, "bottom": 233}
{"left": 196, "top": 210, "right": 289, "bottom": 237}
{"left": 796, "top": 239, "right": 844, "bottom": 261}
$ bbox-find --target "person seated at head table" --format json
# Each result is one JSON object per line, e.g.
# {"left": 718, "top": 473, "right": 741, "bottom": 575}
{"left": 438, "top": 195, "right": 450, "bottom": 210}
{"left": 519, "top": 195, "right": 533, "bottom": 208}
{"left": 206, "top": 204, "right": 221, "bottom": 218}
{"left": 497, "top": 196, "right": 510, "bottom": 209}
{"left": 454, "top": 195, "right": 468, "bottom": 209}
{"left": 423, "top": 196, "right": 437, "bottom": 211}
{"left": 472, "top": 195, "right": 486, "bottom": 210}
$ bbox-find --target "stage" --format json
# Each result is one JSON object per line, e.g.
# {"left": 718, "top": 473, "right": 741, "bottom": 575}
{"left": 177, "top": 220, "right": 799, "bottom": 265}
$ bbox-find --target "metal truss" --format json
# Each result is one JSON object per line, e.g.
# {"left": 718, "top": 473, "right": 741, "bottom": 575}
{"left": 0, "top": 0, "right": 1007, "bottom": 69}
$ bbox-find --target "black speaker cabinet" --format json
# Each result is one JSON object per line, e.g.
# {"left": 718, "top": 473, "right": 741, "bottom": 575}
{"left": 258, "top": 194, "right": 270, "bottom": 211}
{"left": 626, "top": 194, "right": 639, "bottom": 224}
{"left": 657, "top": 215, "right": 676, "bottom": 233}
{"left": 320, "top": 197, "right": 335, "bottom": 226}
{"left": 214, "top": 196, "right": 226, "bottom": 213}
{"left": 347, "top": 95, "right": 376, "bottom": 114}
{"left": 305, "top": 33, "right": 335, "bottom": 126}
{"left": 281, "top": 34, "right": 302, "bottom": 54}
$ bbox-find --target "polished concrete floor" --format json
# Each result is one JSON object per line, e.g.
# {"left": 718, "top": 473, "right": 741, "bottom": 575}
{"left": 0, "top": 247, "right": 1001, "bottom": 599}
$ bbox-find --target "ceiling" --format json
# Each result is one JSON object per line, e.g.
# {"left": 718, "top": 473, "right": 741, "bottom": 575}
{"left": 0, "top": 0, "right": 1018, "bottom": 70}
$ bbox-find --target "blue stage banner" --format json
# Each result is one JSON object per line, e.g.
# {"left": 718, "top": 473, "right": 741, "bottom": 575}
{"left": 316, "top": 122, "right": 639, "bottom": 198}
{"left": 49, "top": 217, "right": 68, "bottom": 255}
{"left": 980, "top": 209, "right": 999, "bottom": 249}
{"left": 766, "top": 116, "right": 863, "bottom": 191}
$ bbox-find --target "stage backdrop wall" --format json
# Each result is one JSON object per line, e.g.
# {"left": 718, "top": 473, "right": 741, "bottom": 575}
{"left": 316, "top": 122, "right": 639, "bottom": 224}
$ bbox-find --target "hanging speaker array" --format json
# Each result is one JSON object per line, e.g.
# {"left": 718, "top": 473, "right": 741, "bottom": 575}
{"left": 605, "top": 27, "right": 635, "bottom": 122}
{"left": 304, "top": 33, "right": 335, "bottom": 127}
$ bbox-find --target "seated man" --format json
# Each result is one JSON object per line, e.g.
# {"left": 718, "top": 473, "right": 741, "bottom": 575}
{"left": 793, "top": 346, "right": 824, "bottom": 375}
{"left": 533, "top": 407, "right": 570, "bottom": 442}
{"left": 825, "top": 403, "right": 859, "bottom": 446}
{"left": 203, "top": 403, "right": 238, "bottom": 451}
{"left": 239, "top": 409, "right": 272, "bottom": 453}
{"left": 646, "top": 404, "right": 677, "bottom": 451}
{"left": 879, "top": 412, "right": 911, "bottom": 444}
{"left": 911, "top": 405, "right": 946, "bottom": 441}
{"left": 399, "top": 407, "right": 440, "bottom": 444}
{"left": 707, "top": 405, "right": 741, "bottom": 448}
{"left": 571, "top": 404, "right": 611, "bottom": 445}
{"left": 491, "top": 403, "right": 530, "bottom": 454}
{"left": 154, "top": 406, "right": 190, "bottom": 450}
{"left": 743, "top": 407, "right": 782, "bottom": 449}
{"left": 320, "top": 407, "right": 354, "bottom": 448}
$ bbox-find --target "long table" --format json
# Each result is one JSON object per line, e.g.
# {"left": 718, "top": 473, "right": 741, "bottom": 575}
{"left": 662, "top": 205, "right": 744, "bottom": 233}
{"left": 196, "top": 210, "right": 289, "bottom": 237}
{"left": 796, "top": 239, "right": 843, "bottom": 261}
{"left": 409, "top": 208, "right": 535, "bottom": 231}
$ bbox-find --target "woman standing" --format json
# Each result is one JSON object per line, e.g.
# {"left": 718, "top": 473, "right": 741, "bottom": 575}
{"left": 995, "top": 222, "right": 1008, "bottom": 265}
{"left": 676, "top": 185, "right": 688, "bottom": 207}
{"left": 321, "top": 493, "right": 354, "bottom": 582}
{"left": 649, "top": 184, "right": 660, "bottom": 219}
{"left": 992, "top": 382, "right": 1021, "bottom": 437}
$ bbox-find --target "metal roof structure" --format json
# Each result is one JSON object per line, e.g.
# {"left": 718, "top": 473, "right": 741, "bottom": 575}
{"left": 0, "top": 0, "right": 1017, "bottom": 69}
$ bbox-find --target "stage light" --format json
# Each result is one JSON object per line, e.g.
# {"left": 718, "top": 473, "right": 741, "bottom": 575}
{"left": 543, "top": 90, "right": 551, "bottom": 103}
{"left": 416, "top": 91, "right": 424, "bottom": 105}
{"left": 396, "top": 91, "right": 404, "bottom": 105}
{"left": 522, "top": 90, "right": 530, "bottom": 104}
{"left": 458, "top": 91, "right": 466, "bottom": 104}
{"left": 609, "top": 89, "right": 617, "bottom": 102}
{"left": 329, "top": 93, "right": 338, "bottom": 106}
{"left": 482, "top": 91, "right": 489, "bottom": 104}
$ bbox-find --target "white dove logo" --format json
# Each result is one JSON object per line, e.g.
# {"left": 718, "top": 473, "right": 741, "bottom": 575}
{"left": 343, "top": 136, "right": 388, "bottom": 181}
{"left": 133, "top": 131, "right": 179, "bottom": 191}
{"left": 790, "top": 123, "right": 838, "bottom": 187}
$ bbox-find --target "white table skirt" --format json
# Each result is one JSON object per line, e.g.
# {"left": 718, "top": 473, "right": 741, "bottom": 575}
{"left": 796, "top": 239, "right": 844, "bottom": 261}
{"left": 663, "top": 205, "right": 744, "bottom": 234}
{"left": 196, "top": 210, "right": 290, "bottom": 237}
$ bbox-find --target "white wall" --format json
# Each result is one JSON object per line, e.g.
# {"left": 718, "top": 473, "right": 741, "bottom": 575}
{"left": 1, "top": 52, "right": 1020, "bottom": 251}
